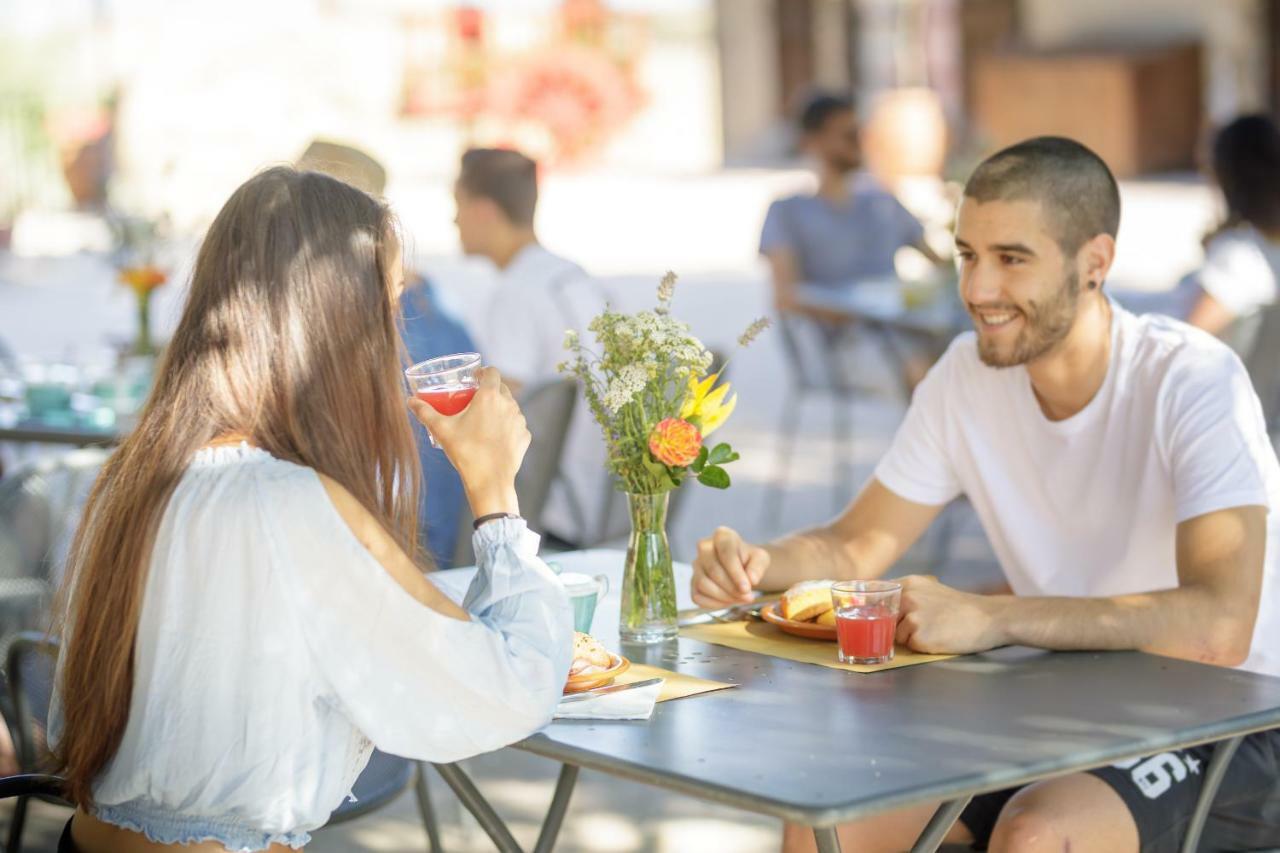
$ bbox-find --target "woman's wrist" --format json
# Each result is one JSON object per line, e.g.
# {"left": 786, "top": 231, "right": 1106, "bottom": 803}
{"left": 464, "top": 483, "right": 520, "bottom": 520}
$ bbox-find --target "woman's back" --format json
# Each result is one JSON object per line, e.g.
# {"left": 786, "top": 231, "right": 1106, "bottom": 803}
{"left": 52, "top": 443, "right": 572, "bottom": 850}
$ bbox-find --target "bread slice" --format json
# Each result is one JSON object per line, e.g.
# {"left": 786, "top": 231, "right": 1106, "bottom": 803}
{"left": 814, "top": 609, "right": 837, "bottom": 626}
{"left": 781, "top": 580, "right": 835, "bottom": 622}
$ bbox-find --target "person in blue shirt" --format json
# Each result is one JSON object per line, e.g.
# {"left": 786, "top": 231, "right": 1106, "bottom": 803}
{"left": 399, "top": 276, "right": 476, "bottom": 567}
{"left": 761, "top": 92, "right": 943, "bottom": 318}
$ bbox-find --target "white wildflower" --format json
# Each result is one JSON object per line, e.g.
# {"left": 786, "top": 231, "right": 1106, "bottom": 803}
{"left": 603, "top": 363, "right": 649, "bottom": 412}
{"left": 563, "top": 329, "right": 579, "bottom": 350}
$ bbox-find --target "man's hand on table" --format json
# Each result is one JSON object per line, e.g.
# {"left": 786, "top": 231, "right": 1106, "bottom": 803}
{"left": 896, "top": 575, "right": 1010, "bottom": 655}
{"left": 691, "top": 527, "right": 770, "bottom": 609}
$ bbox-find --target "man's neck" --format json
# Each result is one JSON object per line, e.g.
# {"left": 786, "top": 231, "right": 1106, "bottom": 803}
{"left": 489, "top": 229, "right": 538, "bottom": 270}
{"left": 1025, "top": 295, "right": 1114, "bottom": 421}
{"left": 815, "top": 166, "right": 852, "bottom": 203}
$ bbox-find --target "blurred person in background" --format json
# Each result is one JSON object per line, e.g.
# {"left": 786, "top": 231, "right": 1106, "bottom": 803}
{"left": 51, "top": 166, "right": 571, "bottom": 853}
{"left": 454, "top": 147, "right": 607, "bottom": 546}
{"left": 760, "top": 91, "right": 944, "bottom": 319}
{"left": 299, "top": 140, "right": 474, "bottom": 565}
{"left": 1185, "top": 114, "right": 1280, "bottom": 347}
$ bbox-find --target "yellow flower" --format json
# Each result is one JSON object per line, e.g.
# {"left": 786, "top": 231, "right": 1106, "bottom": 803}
{"left": 649, "top": 418, "right": 702, "bottom": 467}
{"left": 679, "top": 371, "right": 737, "bottom": 437}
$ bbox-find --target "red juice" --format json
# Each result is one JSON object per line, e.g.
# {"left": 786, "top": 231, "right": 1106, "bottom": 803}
{"left": 835, "top": 605, "right": 897, "bottom": 663}
{"left": 416, "top": 385, "right": 477, "bottom": 416}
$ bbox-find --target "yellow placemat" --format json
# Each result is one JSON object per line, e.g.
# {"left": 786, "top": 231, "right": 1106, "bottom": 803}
{"left": 680, "top": 620, "right": 955, "bottom": 673}
{"left": 615, "top": 663, "right": 736, "bottom": 702}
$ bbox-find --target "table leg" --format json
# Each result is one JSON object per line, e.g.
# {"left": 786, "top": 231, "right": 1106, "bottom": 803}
{"left": 532, "top": 764, "right": 580, "bottom": 853}
{"left": 909, "top": 796, "right": 972, "bottom": 853}
{"left": 432, "top": 762, "right": 524, "bottom": 853}
{"left": 813, "top": 826, "right": 843, "bottom": 853}
{"left": 1179, "top": 735, "right": 1244, "bottom": 853}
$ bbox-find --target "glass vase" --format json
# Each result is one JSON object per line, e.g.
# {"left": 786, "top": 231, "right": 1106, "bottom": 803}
{"left": 619, "top": 491, "right": 678, "bottom": 644}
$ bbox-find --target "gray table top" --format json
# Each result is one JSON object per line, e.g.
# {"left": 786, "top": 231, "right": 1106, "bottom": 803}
{"left": 440, "top": 551, "right": 1280, "bottom": 827}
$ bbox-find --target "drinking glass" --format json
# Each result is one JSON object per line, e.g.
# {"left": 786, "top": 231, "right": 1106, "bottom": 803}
{"left": 404, "top": 353, "right": 481, "bottom": 448}
{"left": 830, "top": 580, "right": 902, "bottom": 665}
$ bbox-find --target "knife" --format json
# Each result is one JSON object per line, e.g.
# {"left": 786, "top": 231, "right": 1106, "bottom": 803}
{"left": 676, "top": 594, "right": 781, "bottom": 627}
{"left": 559, "top": 677, "right": 664, "bottom": 704}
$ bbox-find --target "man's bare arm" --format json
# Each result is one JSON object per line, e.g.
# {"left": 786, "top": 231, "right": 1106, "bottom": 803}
{"left": 691, "top": 479, "right": 944, "bottom": 607}
{"left": 900, "top": 506, "right": 1265, "bottom": 667}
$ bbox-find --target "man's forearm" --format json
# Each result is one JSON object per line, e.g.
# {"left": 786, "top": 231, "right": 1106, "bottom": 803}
{"left": 760, "top": 526, "right": 888, "bottom": 591}
{"left": 989, "top": 584, "right": 1256, "bottom": 667}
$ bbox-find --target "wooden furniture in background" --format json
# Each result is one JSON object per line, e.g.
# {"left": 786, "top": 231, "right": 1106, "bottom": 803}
{"left": 972, "top": 41, "right": 1202, "bottom": 177}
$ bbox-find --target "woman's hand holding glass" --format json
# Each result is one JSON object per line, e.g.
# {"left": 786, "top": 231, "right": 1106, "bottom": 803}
{"left": 408, "top": 365, "right": 529, "bottom": 519}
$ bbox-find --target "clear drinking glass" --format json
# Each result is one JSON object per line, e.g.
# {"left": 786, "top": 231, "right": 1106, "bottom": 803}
{"left": 830, "top": 580, "right": 902, "bottom": 665}
{"left": 404, "top": 352, "right": 481, "bottom": 448}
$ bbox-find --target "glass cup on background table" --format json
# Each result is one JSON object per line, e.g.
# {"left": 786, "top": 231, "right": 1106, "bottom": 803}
{"left": 830, "top": 580, "right": 902, "bottom": 665}
{"left": 404, "top": 352, "right": 481, "bottom": 448}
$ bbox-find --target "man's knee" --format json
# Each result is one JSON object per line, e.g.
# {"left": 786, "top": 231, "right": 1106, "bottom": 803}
{"left": 988, "top": 806, "right": 1068, "bottom": 853}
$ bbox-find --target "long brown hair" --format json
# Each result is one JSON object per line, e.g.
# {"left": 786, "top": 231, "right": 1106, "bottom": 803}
{"left": 54, "top": 166, "right": 423, "bottom": 806}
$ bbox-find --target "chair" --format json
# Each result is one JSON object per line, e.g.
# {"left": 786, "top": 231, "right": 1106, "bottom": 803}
{"left": 0, "top": 449, "right": 110, "bottom": 650}
{"left": 762, "top": 312, "right": 866, "bottom": 526}
{"left": 452, "top": 378, "right": 578, "bottom": 567}
{"left": 4, "top": 632, "right": 65, "bottom": 852}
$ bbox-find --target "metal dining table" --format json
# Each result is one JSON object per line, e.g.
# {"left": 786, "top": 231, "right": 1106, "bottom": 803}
{"left": 0, "top": 420, "right": 121, "bottom": 447}
{"left": 428, "top": 550, "right": 1280, "bottom": 853}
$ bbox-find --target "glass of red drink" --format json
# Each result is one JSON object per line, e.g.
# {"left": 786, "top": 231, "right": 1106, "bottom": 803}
{"left": 404, "top": 352, "right": 481, "bottom": 448}
{"left": 830, "top": 580, "right": 901, "bottom": 665}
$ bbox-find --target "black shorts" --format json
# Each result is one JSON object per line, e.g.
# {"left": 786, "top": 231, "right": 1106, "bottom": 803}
{"left": 959, "top": 730, "right": 1280, "bottom": 853}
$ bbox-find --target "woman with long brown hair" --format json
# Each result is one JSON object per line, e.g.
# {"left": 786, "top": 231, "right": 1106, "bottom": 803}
{"left": 48, "top": 167, "right": 573, "bottom": 852}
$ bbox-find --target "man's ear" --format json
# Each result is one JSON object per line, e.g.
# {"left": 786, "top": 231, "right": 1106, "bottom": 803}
{"left": 1079, "top": 232, "right": 1117, "bottom": 289}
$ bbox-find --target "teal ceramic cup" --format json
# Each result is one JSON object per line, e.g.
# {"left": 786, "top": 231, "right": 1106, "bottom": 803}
{"left": 559, "top": 571, "right": 610, "bottom": 634}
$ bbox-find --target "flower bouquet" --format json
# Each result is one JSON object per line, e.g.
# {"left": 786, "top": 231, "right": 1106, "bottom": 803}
{"left": 561, "top": 272, "right": 768, "bottom": 643}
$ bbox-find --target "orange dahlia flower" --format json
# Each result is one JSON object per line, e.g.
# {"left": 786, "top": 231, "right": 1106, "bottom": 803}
{"left": 648, "top": 418, "right": 702, "bottom": 467}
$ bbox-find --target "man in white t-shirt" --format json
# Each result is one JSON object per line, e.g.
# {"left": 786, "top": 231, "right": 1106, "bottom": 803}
{"left": 692, "top": 137, "right": 1280, "bottom": 853}
{"left": 453, "top": 148, "right": 607, "bottom": 544}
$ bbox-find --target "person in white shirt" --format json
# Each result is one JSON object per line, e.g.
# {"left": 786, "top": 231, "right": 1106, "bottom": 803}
{"left": 1186, "top": 114, "right": 1280, "bottom": 344}
{"left": 454, "top": 148, "right": 608, "bottom": 544}
{"left": 693, "top": 137, "right": 1280, "bottom": 853}
{"left": 49, "top": 166, "right": 572, "bottom": 853}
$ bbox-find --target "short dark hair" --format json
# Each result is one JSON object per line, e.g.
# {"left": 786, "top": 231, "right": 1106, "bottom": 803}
{"left": 799, "top": 92, "right": 855, "bottom": 135}
{"left": 1212, "top": 114, "right": 1280, "bottom": 233}
{"left": 964, "top": 136, "right": 1121, "bottom": 256}
{"left": 457, "top": 148, "right": 538, "bottom": 226}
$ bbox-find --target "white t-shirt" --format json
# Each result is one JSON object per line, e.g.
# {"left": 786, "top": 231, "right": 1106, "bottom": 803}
{"left": 479, "top": 244, "right": 609, "bottom": 542}
{"left": 1198, "top": 225, "right": 1280, "bottom": 318}
{"left": 875, "top": 306, "right": 1280, "bottom": 678}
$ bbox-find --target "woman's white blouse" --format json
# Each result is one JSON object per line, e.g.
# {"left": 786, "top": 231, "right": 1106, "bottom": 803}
{"left": 48, "top": 444, "right": 574, "bottom": 851}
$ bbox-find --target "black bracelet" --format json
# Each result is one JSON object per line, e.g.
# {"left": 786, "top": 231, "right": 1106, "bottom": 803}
{"left": 473, "top": 512, "right": 522, "bottom": 531}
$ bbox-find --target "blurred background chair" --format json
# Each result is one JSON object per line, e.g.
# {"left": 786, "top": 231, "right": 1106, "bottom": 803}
{"left": 452, "top": 377, "right": 577, "bottom": 567}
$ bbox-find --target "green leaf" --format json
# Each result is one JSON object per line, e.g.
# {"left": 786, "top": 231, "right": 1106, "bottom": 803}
{"left": 707, "top": 443, "right": 739, "bottom": 466}
{"left": 697, "top": 465, "right": 731, "bottom": 489}
{"left": 690, "top": 446, "right": 709, "bottom": 474}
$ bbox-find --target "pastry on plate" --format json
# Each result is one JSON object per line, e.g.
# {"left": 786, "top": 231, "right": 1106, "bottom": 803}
{"left": 780, "top": 579, "right": 836, "bottom": 622}
{"left": 569, "top": 631, "right": 613, "bottom": 676}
